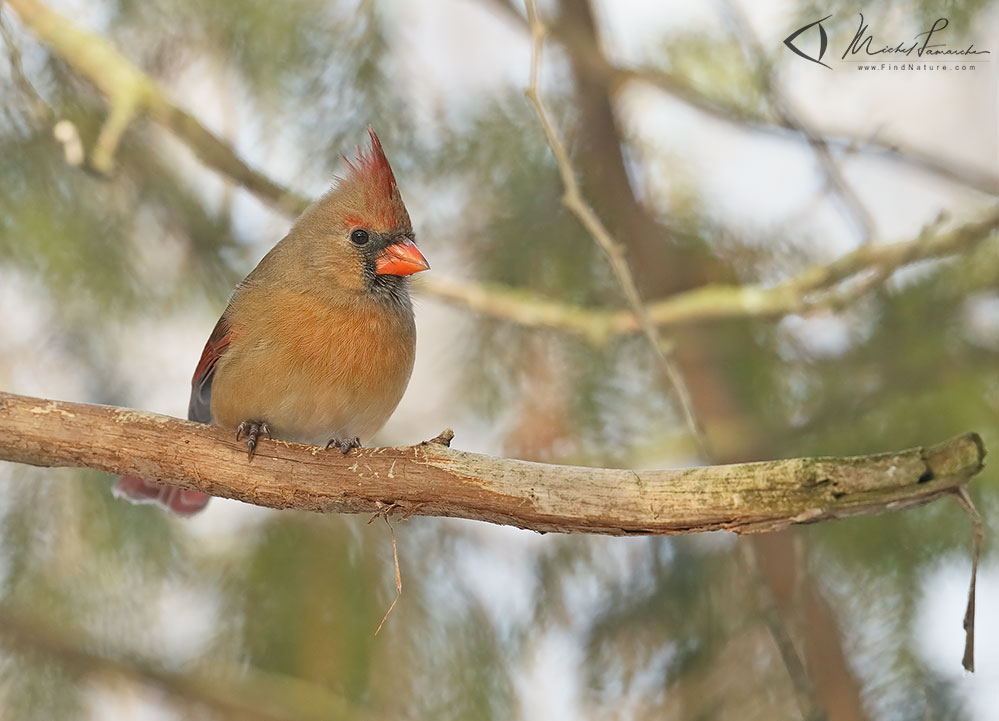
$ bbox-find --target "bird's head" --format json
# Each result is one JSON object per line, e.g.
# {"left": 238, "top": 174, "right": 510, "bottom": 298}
{"left": 296, "top": 128, "right": 429, "bottom": 299}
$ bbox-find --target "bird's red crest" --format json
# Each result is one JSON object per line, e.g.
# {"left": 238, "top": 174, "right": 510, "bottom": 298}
{"left": 339, "top": 128, "right": 411, "bottom": 232}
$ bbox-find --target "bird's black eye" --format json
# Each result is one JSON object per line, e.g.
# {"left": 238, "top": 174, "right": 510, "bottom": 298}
{"left": 350, "top": 229, "right": 370, "bottom": 245}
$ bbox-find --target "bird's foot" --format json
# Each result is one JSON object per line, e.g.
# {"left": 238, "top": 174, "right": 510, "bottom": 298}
{"left": 235, "top": 420, "right": 271, "bottom": 461}
{"left": 326, "top": 436, "right": 362, "bottom": 455}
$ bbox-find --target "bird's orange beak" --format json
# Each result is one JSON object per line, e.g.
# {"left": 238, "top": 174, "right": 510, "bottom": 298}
{"left": 375, "top": 238, "right": 430, "bottom": 276}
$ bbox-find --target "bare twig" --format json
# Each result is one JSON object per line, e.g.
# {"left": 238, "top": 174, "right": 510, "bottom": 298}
{"left": 0, "top": 392, "right": 987, "bottom": 537}
{"left": 372, "top": 515, "right": 402, "bottom": 636}
{"left": 523, "top": 0, "right": 711, "bottom": 458}
{"left": 953, "top": 485, "right": 984, "bottom": 672}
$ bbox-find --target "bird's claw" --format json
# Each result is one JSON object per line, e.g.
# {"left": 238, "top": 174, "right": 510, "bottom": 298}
{"left": 236, "top": 420, "right": 271, "bottom": 461}
{"left": 326, "top": 436, "right": 361, "bottom": 455}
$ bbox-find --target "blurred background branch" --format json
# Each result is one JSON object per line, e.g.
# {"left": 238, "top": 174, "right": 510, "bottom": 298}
{"left": 0, "top": 607, "right": 370, "bottom": 721}
{"left": 422, "top": 207, "right": 998, "bottom": 339}
{"left": 487, "top": 0, "right": 999, "bottom": 197}
{"left": 4, "top": 0, "right": 304, "bottom": 211}
{"left": 9, "top": 0, "right": 994, "bottom": 349}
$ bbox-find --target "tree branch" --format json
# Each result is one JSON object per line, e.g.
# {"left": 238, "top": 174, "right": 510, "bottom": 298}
{"left": 0, "top": 392, "right": 985, "bottom": 536}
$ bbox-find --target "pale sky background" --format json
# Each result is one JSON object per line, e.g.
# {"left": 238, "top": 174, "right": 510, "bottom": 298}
{"left": 0, "top": 0, "right": 997, "bottom": 719}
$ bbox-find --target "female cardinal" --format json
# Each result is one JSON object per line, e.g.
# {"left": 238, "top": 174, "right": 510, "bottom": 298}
{"left": 114, "top": 129, "right": 429, "bottom": 515}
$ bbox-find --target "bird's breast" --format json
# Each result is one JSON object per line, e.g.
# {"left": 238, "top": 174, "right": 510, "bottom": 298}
{"left": 209, "top": 289, "right": 416, "bottom": 445}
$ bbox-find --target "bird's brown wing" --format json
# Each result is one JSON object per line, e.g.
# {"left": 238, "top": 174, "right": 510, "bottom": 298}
{"left": 188, "top": 312, "right": 232, "bottom": 423}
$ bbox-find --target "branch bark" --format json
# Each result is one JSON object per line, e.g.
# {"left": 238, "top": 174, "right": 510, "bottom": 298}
{"left": 0, "top": 392, "right": 985, "bottom": 536}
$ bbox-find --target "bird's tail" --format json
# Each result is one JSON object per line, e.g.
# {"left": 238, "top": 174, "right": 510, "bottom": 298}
{"left": 112, "top": 476, "right": 210, "bottom": 516}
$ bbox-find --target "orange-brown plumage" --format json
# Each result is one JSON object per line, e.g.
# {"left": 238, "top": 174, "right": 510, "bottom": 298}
{"left": 114, "top": 129, "right": 428, "bottom": 515}
{"left": 209, "top": 286, "right": 415, "bottom": 444}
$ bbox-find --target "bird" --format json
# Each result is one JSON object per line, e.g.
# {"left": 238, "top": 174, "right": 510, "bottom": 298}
{"left": 113, "top": 128, "right": 429, "bottom": 515}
